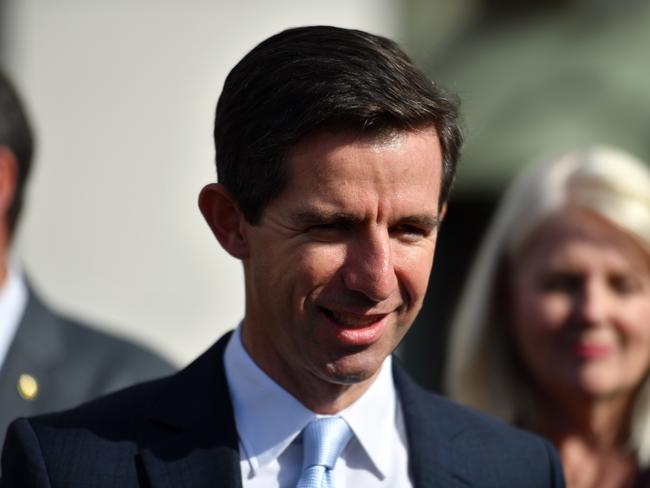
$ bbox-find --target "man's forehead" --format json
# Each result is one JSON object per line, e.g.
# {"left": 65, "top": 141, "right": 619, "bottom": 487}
{"left": 290, "top": 126, "right": 439, "bottom": 155}
{"left": 272, "top": 128, "right": 441, "bottom": 216}
{"left": 284, "top": 127, "right": 442, "bottom": 183}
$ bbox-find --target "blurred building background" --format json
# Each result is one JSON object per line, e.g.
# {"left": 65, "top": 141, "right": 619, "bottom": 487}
{"left": 2, "top": 0, "right": 649, "bottom": 390}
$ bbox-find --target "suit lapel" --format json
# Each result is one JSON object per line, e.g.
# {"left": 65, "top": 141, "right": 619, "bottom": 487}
{"left": 393, "top": 361, "right": 471, "bottom": 488}
{"left": 0, "top": 288, "right": 65, "bottom": 429}
{"left": 139, "top": 333, "right": 242, "bottom": 488}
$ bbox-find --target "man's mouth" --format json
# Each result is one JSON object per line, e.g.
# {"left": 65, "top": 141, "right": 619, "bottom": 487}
{"left": 316, "top": 305, "right": 397, "bottom": 346}
{"left": 323, "top": 308, "right": 386, "bottom": 329}
{"left": 324, "top": 309, "right": 385, "bottom": 328}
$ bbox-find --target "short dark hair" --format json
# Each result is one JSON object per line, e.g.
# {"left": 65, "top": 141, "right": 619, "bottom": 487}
{"left": 0, "top": 71, "right": 34, "bottom": 235}
{"left": 214, "top": 25, "right": 462, "bottom": 224}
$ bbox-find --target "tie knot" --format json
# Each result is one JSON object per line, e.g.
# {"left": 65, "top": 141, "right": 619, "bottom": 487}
{"left": 301, "top": 417, "right": 353, "bottom": 471}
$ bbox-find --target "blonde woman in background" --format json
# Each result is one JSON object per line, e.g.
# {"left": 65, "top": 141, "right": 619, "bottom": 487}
{"left": 446, "top": 147, "right": 650, "bottom": 488}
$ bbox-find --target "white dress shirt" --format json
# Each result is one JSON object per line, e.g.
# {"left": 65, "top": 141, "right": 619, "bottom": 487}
{"left": 223, "top": 326, "right": 412, "bottom": 487}
{"left": 0, "top": 266, "right": 28, "bottom": 374}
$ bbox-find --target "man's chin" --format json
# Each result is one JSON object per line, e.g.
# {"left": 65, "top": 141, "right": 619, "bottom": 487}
{"left": 321, "top": 354, "right": 386, "bottom": 386}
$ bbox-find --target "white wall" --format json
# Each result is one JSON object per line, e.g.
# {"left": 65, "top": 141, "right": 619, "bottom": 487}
{"left": 3, "top": 0, "right": 400, "bottom": 365}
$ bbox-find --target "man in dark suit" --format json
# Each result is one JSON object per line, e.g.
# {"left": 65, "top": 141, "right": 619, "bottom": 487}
{"left": 0, "top": 72, "right": 174, "bottom": 449}
{"left": 1, "top": 27, "right": 565, "bottom": 487}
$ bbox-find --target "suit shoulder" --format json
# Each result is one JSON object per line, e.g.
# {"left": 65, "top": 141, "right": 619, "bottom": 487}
{"left": 32, "top": 373, "right": 168, "bottom": 428}
{"left": 395, "top": 362, "right": 541, "bottom": 443}
{"left": 1, "top": 379, "right": 169, "bottom": 486}
{"left": 421, "top": 388, "right": 542, "bottom": 443}
{"left": 394, "top": 365, "right": 565, "bottom": 486}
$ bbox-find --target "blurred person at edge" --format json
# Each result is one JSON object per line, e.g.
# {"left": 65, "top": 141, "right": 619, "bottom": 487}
{"left": 446, "top": 146, "right": 650, "bottom": 488}
{"left": 0, "top": 71, "right": 174, "bottom": 449}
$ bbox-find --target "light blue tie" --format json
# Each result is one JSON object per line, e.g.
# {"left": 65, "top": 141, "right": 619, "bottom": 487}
{"left": 296, "top": 417, "right": 353, "bottom": 488}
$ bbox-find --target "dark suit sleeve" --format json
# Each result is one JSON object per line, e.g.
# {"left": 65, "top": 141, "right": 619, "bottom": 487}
{"left": 1, "top": 419, "right": 51, "bottom": 488}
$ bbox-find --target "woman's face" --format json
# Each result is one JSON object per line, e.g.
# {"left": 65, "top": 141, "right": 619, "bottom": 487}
{"left": 509, "top": 209, "right": 650, "bottom": 404}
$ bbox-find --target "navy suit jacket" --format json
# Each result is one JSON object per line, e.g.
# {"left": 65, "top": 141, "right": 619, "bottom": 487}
{"left": 0, "top": 287, "right": 175, "bottom": 449}
{"left": 1, "top": 332, "right": 564, "bottom": 487}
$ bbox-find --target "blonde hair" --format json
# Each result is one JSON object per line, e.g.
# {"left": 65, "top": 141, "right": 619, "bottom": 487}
{"left": 445, "top": 146, "right": 650, "bottom": 466}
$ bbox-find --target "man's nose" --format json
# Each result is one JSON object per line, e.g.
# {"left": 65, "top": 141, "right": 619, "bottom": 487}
{"left": 342, "top": 230, "right": 398, "bottom": 302}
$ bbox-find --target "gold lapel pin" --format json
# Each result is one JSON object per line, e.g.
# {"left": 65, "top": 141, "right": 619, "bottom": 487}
{"left": 17, "top": 374, "right": 39, "bottom": 401}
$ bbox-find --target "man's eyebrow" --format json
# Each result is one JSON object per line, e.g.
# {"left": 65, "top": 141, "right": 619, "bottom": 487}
{"left": 290, "top": 210, "right": 363, "bottom": 226}
{"left": 399, "top": 214, "right": 442, "bottom": 229}
{"left": 290, "top": 211, "right": 441, "bottom": 228}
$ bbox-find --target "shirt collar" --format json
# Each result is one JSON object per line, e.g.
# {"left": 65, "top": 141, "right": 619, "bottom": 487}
{"left": 223, "top": 325, "right": 396, "bottom": 479}
{"left": 0, "top": 266, "right": 28, "bottom": 372}
{"left": 224, "top": 326, "right": 314, "bottom": 474}
{"left": 339, "top": 352, "right": 396, "bottom": 479}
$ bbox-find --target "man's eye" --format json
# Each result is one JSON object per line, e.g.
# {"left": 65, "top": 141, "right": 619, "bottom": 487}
{"left": 391, "top": 225, "right": 428, "bottom": 241}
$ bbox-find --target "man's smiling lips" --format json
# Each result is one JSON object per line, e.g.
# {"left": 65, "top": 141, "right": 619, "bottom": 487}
{"left": 318, "top": 307, "right": 392, "bottom": 346}
{"left": 325, "top": 309, "right": 385, "bottom": 327}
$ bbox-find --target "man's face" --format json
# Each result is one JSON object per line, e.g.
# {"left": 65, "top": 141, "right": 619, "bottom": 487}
{"left": 240, "top": 128, "right": 443, "bottom": 408}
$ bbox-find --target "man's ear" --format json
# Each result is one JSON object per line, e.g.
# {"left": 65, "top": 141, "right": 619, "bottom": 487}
{"left": 198, "top": 183, "right": 249, "bottom": 259}
{"left": 0, "top": 147, "right": 18, "bottom": 216}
